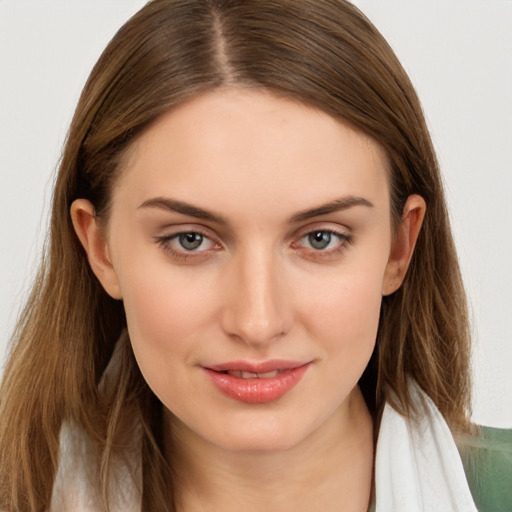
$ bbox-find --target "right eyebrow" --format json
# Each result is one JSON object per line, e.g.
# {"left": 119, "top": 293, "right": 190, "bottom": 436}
{"left": 138, "top": 197, "right": 228, "bottom": 225}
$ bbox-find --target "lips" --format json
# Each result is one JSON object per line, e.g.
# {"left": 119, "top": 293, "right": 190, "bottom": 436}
{"left": 203, "top": 360, "right": 310, "bottom": 404}
{"left": 224, "top": 369, "right": 282, "bottom": 379}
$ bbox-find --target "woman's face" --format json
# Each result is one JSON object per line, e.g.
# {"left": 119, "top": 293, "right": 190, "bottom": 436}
{"left": 80, "top": 89, "right": 411, "bottom": 452}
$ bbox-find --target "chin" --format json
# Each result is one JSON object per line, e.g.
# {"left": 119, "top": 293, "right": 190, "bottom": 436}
{"left": 203, "top": 410, "right": 320, "bottom": 454}
{"left": 216, "top": 430, "right": 305, "bottom": 454}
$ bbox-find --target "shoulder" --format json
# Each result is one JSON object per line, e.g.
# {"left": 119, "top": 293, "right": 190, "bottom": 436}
{"left": 457, "top": 426, "right": 512, "bottom": 512}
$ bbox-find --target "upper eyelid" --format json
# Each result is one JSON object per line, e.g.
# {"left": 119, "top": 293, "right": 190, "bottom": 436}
{"left": 292, "top": 222, "right": 352, "bottom": 239}
{"left": 155, "top": 224, "right": 220, "bottom": 241}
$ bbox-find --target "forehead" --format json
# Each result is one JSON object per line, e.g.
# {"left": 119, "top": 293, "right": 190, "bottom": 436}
{"left": 114, "top": 88, "right": 390, "bottom": 222}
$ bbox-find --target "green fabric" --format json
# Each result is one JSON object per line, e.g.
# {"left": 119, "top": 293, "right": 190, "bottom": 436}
{"left": 367, "top": 426, "right": 512, "bottom": 512}
{"left": 457, "top": 426, "right": 512, "bottom": 512}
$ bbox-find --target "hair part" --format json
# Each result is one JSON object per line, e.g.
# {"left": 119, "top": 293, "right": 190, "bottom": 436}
{"left": 0, "top": 1, "right": 471, "bottom": 510}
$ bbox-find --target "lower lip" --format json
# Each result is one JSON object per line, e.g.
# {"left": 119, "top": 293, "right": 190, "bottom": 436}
{"left": 203, "top": 364, "right": 310, "bottom": 404}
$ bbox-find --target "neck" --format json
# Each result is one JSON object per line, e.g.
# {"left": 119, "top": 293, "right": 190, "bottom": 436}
{"left": 166, "top": 386, "right": 374, "bottom": 512}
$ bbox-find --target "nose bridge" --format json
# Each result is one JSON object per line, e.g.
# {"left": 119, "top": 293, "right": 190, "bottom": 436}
{"left": 221, "top": 242, "right": 291, "bottom": 346}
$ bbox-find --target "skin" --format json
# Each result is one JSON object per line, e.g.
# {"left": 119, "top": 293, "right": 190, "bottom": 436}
{"left": 72, "top": 88, "right": 425, "bottom": 512}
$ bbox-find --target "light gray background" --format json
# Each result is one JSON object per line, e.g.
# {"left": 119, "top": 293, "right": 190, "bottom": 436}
{"left": 1, "top": 0, "right": 511, "bottom": 427}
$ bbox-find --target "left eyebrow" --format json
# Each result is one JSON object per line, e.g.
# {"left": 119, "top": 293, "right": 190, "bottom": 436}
{"left": 290, "top": 196, "right": 374, "bottom": 223}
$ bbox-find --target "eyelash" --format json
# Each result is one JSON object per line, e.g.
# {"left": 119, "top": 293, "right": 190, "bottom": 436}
{"left": 155, "top": 227, "right": 353, "bottom": 262}
{"left": 293, "top": 229, "right": 353, "bottom": 259}
{"left": 155, "top": 229, "right": 219, "bottom": 261}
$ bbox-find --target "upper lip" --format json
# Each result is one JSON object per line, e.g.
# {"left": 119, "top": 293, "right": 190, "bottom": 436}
{"left": 204, "top": 360, "right": 309, "bottom": 373}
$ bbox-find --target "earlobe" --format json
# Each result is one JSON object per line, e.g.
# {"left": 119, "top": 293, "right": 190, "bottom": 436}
{"left": 382, "top": 194, "right": 426, "bottom": 296}
{"left": 70, "top": 199, "right": 122, "bottom": 299}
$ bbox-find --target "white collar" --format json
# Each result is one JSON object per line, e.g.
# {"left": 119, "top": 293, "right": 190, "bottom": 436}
{"left": 374, "top": 382, "right": 477, "bottom": 511}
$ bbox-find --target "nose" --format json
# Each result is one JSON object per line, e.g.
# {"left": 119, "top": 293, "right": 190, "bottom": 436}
{"left": 220, "top": 247, "right": 292, "bottom": 348}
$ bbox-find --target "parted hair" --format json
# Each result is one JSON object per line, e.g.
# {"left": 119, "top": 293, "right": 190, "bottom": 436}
{"left": 0, "top": 1, "right": 471, "bottom": 510}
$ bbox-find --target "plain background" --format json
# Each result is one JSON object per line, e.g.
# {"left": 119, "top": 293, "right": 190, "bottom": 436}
{"left": 1, "top": 0, "right": 511, "bottom": 427}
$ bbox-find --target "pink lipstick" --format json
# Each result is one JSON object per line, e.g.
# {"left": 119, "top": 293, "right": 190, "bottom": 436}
{"left": 203, "top": 360, "right": 310, "bottom": 404}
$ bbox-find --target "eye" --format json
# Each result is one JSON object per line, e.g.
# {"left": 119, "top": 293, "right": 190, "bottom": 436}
{"left": 306, "top": 231, "right": 338, "bottom": 250}
{"left": 178, "top": 232, "right": 206, "bottom": 251}
{"left": 293, "top": 228, "right": 352, "bottom": 258}
{"left": 155, "top": 230, "right": 220, "bottom": 260}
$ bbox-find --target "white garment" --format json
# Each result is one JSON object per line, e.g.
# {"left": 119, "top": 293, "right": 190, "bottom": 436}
{"left": 50, "top": 423, "right": 141, "bottom": 512}
{"left": 375, "top": 383, "right": 477, "bottom": 511}
{"left": 50, "top": 338, "right": 142, "bottom": 512}
{"left": 51, "top": 382, "right": 477, "bottom": 511}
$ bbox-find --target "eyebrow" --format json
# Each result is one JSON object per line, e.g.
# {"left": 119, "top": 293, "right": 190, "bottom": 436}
{"left": 138, "top": 197, "right": 228, "bottom": 224}
{"left": 290, "top": 196, "right": 374, "bottom": 222}
{"left": 138, "top": 195, "right": 373, "bottom": 224}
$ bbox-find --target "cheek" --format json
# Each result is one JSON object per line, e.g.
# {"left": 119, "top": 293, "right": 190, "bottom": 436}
{"left": 116, "top": 258, "right": 219, "bottom": 387}
{"left": 314, "top": 283, "right": 381, "bottom": 402}
{"left": 319, "top": 281, "right": 381, "bottom": 347}
{"left": 115, "top": 232, "right": 217, "bottom": 339}
{"left": 299, "top": 262, "right": 385, "bottom": 372}
{"left": 121, "top": 273, "right": 195, "bottom": 344}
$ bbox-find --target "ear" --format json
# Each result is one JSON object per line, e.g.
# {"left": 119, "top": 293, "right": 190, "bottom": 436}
{"left": 382, "top": 194, "right": 426, "bottom": 296}
{"left": 70, "top": 199, "right": 122, "bottom": 299}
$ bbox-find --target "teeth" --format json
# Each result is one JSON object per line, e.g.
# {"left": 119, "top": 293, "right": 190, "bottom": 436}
{"left": 226, "top": 370, "right": 281, "bottom": 379}
{"left": 257, "top": 370, "right": 280, "bottom": 378}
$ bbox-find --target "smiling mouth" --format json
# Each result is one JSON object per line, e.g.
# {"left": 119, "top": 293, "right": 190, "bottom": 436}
{"left": 203, "top": 362, "right": 311, "bottom": 404}
{"left": 220, "top": 369, "right": 284, "bottom": 379}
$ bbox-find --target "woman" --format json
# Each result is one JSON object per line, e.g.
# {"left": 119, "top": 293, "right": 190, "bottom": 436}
{"left": 0, "top": 1, "right": 509, "bottom": 511}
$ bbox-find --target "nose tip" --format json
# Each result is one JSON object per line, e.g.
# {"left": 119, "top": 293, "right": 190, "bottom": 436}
{"left": 220, "top": 254, "right": 292, "bottom": 347}
{"left": 227, "top": 306, "right": 287, "bottom": 346}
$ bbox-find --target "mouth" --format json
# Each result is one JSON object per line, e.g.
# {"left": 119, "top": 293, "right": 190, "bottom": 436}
{"left": 202, "top": 360, "right": 311, "bottom": 404}
{"left": 219, "top": 369, "right": 284, "bottom": 379}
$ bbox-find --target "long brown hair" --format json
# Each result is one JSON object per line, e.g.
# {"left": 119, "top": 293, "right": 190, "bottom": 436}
{"left": 0, "top": 0, "right": 471, "bottom": 510}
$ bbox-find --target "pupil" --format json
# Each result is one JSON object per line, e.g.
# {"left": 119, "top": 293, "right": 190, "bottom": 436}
{"left": 309, "top": 231, "right": 331, "bottom": 250}
{"left": 179, "top": 232, "right": 203, "bottom": 250}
